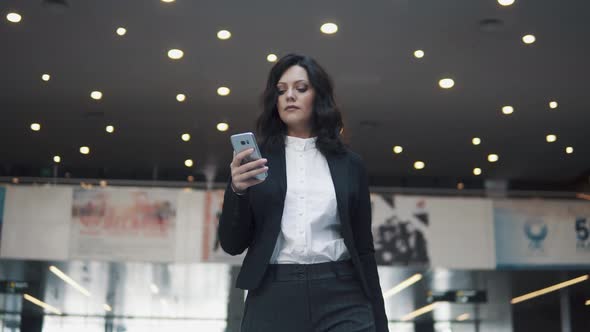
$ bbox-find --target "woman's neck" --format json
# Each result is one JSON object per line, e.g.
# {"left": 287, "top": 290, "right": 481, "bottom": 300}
{"left": 287, "top": 127, "right": 312, "bottom": 139}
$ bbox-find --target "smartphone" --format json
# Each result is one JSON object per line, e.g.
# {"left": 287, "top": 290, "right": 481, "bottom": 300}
{"left": 230, "top": 132, "right": 267, "bottom": 181}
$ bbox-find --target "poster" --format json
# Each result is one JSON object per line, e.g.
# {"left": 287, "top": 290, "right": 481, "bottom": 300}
{"left": 494, "top": 199, "right": 590, "bottom": 268}
{"left": 372, "top": 194, "right": 430, "bottom": 266}
{"left": 372, "top": 194, "right": 495, "bottom": 269}
{"left": 69, "top": 187, "right": 178, "bottom": 262}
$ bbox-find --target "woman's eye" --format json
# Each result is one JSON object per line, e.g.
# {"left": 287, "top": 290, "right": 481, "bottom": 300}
{"left": 277, "top": 89, "right": 286, "bottom": 95}
{"left": 296, "top": 87, "right": 308, "bottom": 93}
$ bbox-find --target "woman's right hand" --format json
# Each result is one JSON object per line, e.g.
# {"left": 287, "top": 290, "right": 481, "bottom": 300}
{"left": 230, "top": 148, "right": 268, "bottom": 193}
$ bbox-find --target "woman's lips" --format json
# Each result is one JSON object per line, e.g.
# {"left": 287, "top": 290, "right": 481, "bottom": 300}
{"left": 285, "top": 106, "right": 299, "bottom": 111}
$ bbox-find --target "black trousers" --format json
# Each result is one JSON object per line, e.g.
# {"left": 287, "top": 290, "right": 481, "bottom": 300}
{"left": 240, "top": 260, "right": 376, "bottom": 332}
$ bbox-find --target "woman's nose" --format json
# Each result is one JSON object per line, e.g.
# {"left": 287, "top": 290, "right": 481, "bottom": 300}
{"left": 286, "top": 87, "right": 296, "bottom": 100}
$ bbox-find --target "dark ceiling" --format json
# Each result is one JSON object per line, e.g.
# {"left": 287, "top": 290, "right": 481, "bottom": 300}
{"left": 1, "top": 0, "right": 589, "bottom": 190}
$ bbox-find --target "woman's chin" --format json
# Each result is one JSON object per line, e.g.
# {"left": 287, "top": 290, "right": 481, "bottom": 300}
{"left": 281, "top": 114, "right": 301, "bottom": 123}
{"left": 283, "top": 119, "right": 307, "bottom": 129}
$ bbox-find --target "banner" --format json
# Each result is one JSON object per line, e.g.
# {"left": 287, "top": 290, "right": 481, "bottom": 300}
{"left": 2, "top": 183, "right": 587, "bottom": 270}
{"left": 372, "top": 194, "right": 495, "bottom": 269}
{"left": 494, "top": 199, "right": 590, "bottom": 268}
{"left": 69, "top": 187, "right": 178, "bottom": 262}
{"left": 201, "top": 192, "right": 495, "bottom": 268}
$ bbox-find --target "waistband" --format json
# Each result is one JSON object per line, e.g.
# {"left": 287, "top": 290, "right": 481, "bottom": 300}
{"left": 265, "top": 259, "right": 356, "bottom": 282}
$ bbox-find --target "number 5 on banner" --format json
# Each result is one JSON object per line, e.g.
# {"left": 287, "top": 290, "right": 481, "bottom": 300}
{"left": 575, "top": 218, "right": 589, "bottom": 242}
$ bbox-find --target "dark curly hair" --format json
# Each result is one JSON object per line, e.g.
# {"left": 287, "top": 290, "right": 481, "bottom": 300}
{"left": 256, "top": 54, "right": 346, "bottom": 155}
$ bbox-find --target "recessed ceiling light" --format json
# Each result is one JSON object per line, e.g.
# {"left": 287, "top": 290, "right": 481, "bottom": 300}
{"left": 30, "top": 123, "right": 41, "bottom": 131}
{"left": 53, "top": 155, "right": 61, "bottom": 163}
{"left": 497, "top": 0, "right": 515, "bottom": 6}
{"left": 473, "top": 167, "right": 482, "bottom": 176}
{"left": 522, "top": 34, "right": 536, "bottom": 44}
{"left": 546, "top": 134, "right": 557, "bottom": 143}
{"left": 176, "top": 94, "right": 186, "bottom": 102}
{"left": 106, "top": 125, "right": 114, "bottom": 133}
{"left": 439, "top": 78, "right": 455, "bottom": 89}
{"left": 6, "top": 13, "right": 22, "bottom": 23}
{"left": 488, "top": 154, "right": 499, "bottom": 162}
{"left": 181, "top": 133, "right": 191, "bottom": 141}
{"left": 116, "top": 27, "right": 127, "bottom": 36}
{"left": 320, "top": 22, "right": 338, "bottom": 34}
{"left": 267, "top": 53, "right": 278, "bottom": 62}
{"left": 472, "top": 137, "right": 481, "bottom": 145}
{"left": 393, "top": 146, "right": 403, "bottom": 154}
{"left": 161, "top": 0, "right": 175, "bottom": 2}
{"left": 549, "top": 101, "right": 558, "bottom": 109}
{"left": 502, "top": 105, "right": 514, "bottom": 115}
{"left": 217, "top": 122, "right": 229, "bottom": 132}
{"left": 42, "top": 74, "right": 51, "bottom": 82}
{"left": 184, "top": 159, "right": 194, "bottom": 167}
{"left": 217, "top": 30, "right": 231, "bottom": 40}
{"left": 414, "top": 161, "right": 425, "bottom": 170}
{"left": 217, "top": 87, "right": 230, "bottom": 96}
{"left": 414, "top": 50, "right": 425, "bottom": 58}
{"left": 91, "top": 91, "right": 103, "bottom": 100}
{"left": 566, "top": 146, "right": 574, "bottom": 154}
{"left": 167, "top": 49, "right": 184, "bottom": 60}
{"left": 585, "top": 299, "right": 590, "bottom": 306}
{"left": 80, "top": 146, "right": 90, "bottom": 155}
{"left": 103, "top": 304, "right": 112, "bottom": 312}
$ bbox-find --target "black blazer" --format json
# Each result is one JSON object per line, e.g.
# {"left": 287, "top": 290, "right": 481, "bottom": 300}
{"left": 218, "top": 145, "right": 389, "bottom": 332}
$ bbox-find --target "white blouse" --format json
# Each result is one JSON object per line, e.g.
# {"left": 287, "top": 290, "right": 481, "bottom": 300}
{"left": 269, "top": 136, "right": 351, "bottom": 264}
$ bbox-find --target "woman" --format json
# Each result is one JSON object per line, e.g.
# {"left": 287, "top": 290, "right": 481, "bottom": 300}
{"left": 218, "top": 54, "right": 388, "bottom": 332}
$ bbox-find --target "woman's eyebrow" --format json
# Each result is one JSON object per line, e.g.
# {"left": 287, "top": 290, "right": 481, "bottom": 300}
{"left": 277, "top": 79, "right": 308, "bottom": 85}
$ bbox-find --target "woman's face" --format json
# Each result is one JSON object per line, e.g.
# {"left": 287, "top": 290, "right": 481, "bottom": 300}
{"left": 276, "top": 65, "right": 315, "bottom": 137}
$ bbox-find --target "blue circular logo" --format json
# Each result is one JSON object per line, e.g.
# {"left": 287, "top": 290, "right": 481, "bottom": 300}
{"left": 524, "top": 219, "right": 548, "bottom": 249}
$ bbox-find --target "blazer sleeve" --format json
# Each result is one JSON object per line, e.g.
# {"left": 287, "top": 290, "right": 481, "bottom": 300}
{"left": 353, "top": 156, "right": 389, "bottom": 332}
{"left": 217, "top": 180, "right": 255, "bottom": 256}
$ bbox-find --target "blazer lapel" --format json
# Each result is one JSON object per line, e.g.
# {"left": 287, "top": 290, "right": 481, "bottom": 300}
{"left": 265, "top": 145, "right": 287, "bottom": 201}
{"left": 327, "top": 153, "right": 349, "bottom": 225}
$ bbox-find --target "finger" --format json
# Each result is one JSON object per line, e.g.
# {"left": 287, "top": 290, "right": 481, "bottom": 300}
{"left": 238, "top": 166, "right": 268, "bottom": 181}
{"left": 235, "top": 158, "right": 267, "bottom": 175}
{"left": 232, "top": 158, "right": 266, "bottom": 178}
{"left": 232, "top": 148, "right": 255, "bottom": 167}
{"left": 233, "top": 165, "right": 267, "bottom": 184}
